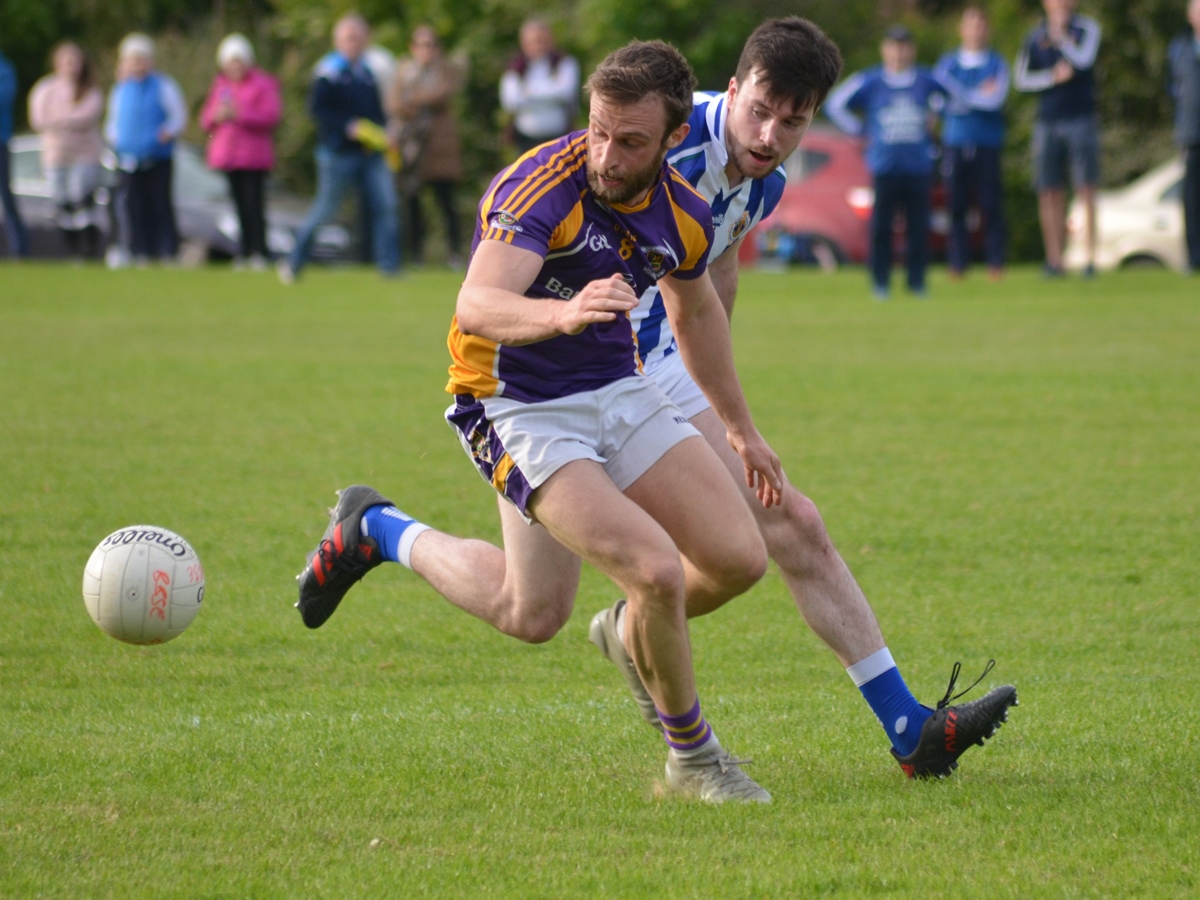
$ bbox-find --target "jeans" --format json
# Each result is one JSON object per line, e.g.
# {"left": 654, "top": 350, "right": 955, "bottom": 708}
{"left": 1184, "top": 143, "right": 1200, "bottom": 272}
{"left": 290, "top": 148, "right": 399, "bottom": 275}
{"left": 871, "top": 173, "right": 931, "bottom": 292}
{"left": 0, "top": 141, "right": 29, "bottom": 257}
{"left": 945, "top": 145, "right": 1006, "bottom": 272}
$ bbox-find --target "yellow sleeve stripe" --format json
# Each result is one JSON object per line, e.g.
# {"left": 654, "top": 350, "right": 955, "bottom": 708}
{"left": 667, "top": 170, "right": 712, "bottom": 273}
{"left": 503, "top": 135, "right": 588, "bottom": 218}
{"left": 548, "top": 197, "right": 586, "bottom": 251}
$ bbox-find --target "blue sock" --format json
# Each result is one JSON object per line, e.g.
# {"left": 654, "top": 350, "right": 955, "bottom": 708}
{"left": 360, "top": 504, "right": 430, "bottom": 568}
{"left": 848, "top": 648, "right": 931, "bottom": 757}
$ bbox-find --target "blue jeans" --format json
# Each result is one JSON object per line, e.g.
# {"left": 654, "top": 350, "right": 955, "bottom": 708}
{"left": 290, "top": 148, "right": 399, "bottom": 275}
{"left": 0, "top": 141, "right": 30, "bottom": 257}
{"left": 871, "top": 173, "right": 931, "bottom": 292}
{"left": 945, "top": 145, "right": 1006, "bottom": 272}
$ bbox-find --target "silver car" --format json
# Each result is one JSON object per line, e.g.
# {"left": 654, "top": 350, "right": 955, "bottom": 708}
{"left": 1065, "top": 157, "right": 1187, "bottom": 273}
{"left": 5, "top": 134, "right": 353, "bottom": 264}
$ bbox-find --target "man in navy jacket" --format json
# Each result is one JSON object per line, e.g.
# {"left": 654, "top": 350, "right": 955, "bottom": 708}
{"left": 1169, "top": 0, "right": 1200, "bottom": 274}
{"left": 1015, "top": 0, "right": 1102, "bottom": 277}
{"left": 1, "top": 41, "right": 30, "bottom": 257}
{"left": 281, "top": 13, "right": 400, "bottom": 282}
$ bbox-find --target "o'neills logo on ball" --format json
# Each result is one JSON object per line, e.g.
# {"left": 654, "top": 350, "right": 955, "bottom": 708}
{"left": 101, "top": 527, "right": 190, "bottom": 558}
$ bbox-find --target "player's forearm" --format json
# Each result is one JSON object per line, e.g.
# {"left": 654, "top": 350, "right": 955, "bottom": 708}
{"left": 455, "top": 287, "right": 566, "bottom": 346}
{"left": 673, "top": 302, "right": 756, "bottom": 438}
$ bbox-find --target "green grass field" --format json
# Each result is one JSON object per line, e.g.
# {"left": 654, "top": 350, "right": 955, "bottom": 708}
{"left": 2, "top": 262, "right": 1197, "bottom": 897}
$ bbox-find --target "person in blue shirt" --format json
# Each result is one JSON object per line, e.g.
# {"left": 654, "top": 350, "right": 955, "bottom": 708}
{"left": 1168, "top": 0, "right": 1200, "bottom": 273}
{"left": 826, "top": 25, "right": 948, "bottom": 299}
{"left": 104, "top": 34, "right": 188, "bottom": 265}
{"left": 0, "top": 42, "right": 30, "bottom": 258}
{"left": 936, "top": 6, "right": 1009, "bottom": 280}
{"left": 1015, "top": 0, "right": 1102, "bottom": 277}
{"left": 279, "top": 13, "right": 400, "bottom": 282}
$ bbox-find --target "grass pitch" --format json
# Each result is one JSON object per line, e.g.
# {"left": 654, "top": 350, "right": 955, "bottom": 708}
{"left": 1, "top": 262, "right": 1197, "bottom": 897}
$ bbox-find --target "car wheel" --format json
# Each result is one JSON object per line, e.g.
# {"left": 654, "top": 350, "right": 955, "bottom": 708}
{"left": 1119, "top": 254, "right": 1165, "bottom": 269}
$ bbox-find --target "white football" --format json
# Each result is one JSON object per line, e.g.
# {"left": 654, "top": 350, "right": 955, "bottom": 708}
{"left": 82, "top": 526, "right": 205, "bottom": 644}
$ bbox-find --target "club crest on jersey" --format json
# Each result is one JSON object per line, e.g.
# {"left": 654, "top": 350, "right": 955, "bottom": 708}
{"left": 490, "top": 210, "right": 524, "bottom": 233}
{"left": 642, "top": 244, "right": 679, "bottom": 280}
{"left": 730, "top": 212, "right": 751, "bottom": 242}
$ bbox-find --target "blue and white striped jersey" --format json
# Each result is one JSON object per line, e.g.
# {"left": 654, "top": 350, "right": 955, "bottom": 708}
{"left": 632, "top": 90, "right": 786, "bottom": 373}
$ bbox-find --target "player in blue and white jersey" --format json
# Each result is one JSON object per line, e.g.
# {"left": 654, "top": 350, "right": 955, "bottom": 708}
{"left": 826, "top": 24, "right": 949, "bottom": 298}
{"left": 297, "top": 41, "right": 785, "bottom": 804}
{"left": 935, "top": 6, "right": 1010, "bottom": 280}
{"left": 592, "top": 18, "right": 1017, "bottom": 780}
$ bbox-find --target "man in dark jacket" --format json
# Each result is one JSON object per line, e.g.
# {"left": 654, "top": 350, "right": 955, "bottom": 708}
{"left": 1169, "top": 0, "right": 1200, "bottom": 273}
{"left": 280, "top": 13, "right": 399, "bottom": 282}
{"left": 0, "top": 41, "right": 30, "bottom": 258}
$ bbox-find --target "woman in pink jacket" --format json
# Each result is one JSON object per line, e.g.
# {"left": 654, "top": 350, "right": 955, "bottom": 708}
{"left": 28, "top": 42, "right": 106, "bottom": 259}
{"left": 199, "top": 34, "right": 281, "bottom": 269}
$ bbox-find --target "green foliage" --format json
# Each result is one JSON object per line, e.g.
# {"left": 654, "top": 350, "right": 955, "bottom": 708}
{"left": 2, "top": 0, "right": 1195, "bottom": 260}
{"left": 2, "top": 263, "right": 1200, "bottom": 895}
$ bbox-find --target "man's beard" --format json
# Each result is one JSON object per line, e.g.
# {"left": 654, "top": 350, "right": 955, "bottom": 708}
{"left": 587, "top": 150, "right": 666, "bottom": 205}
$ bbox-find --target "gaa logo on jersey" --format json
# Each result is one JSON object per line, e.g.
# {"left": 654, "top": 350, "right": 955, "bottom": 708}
{"left": 642, "top": 244, "right": 679, "bottom": 280}
{"left": 491, "top": 210, "right": 524, "bottom": 233}
{"left": 729, "top": 212, "right": 751, "bottom": 243}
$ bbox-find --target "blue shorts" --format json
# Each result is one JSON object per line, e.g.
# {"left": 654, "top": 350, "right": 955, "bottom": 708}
{"left": 1032, "top": 116, "right": 1100, "bottom": 191}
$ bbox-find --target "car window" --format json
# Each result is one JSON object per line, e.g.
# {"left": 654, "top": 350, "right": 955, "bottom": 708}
{"left": 173, "top": 144, "right": 230, "bottom": 202}
{"left": 782, "top": 148, "right": 831, "bottom": 184}
{"left": 11, "top": 147, "right": 44, "bottom": 181}
{"left": 1161, "top": 179, "right": 1182, "bottom": 203}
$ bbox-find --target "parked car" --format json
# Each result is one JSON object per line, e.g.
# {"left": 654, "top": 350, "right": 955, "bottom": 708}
{"left": 1064, "top": 157, "right": 1186, "bottom": 273}
{"left": 739, "top": 126, "right": 978, "bottom": 270}
{"left": 1, "top": 134, "right": 353, "bottom": 264}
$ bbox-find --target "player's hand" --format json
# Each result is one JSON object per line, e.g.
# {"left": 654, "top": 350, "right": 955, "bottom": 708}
{"left": 728, "top": 428, "right": 784, "bottom": 509}
{"left": 555, "top": 274, "right": 637, "bottom": 335}
{"left": 1052, "top": 59, "right": 1074, "bottom": 84}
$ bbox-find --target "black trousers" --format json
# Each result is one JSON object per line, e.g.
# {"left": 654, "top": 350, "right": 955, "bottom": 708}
{"left": 123, "top": 158, "right": 178, "bottom": 260}
{"left": 406, "top": 180, "right": 461, "bottom": 262}
{"left": 1184, "top": 143, "right": 1200, "bottom": 271}
{"left": 226, "top": 169, "right": 268, "bottom": 259}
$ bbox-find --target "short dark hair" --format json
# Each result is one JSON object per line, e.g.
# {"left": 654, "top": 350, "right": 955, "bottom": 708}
{"left": 586, "top": 40, "right": 697, "bottom": 138}
{"left": 734, "top": 17, "right": 843, "bottom": 113}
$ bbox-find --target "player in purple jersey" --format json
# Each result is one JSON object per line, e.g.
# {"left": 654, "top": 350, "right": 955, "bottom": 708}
{"left": 296, "top": 41, "right": 785, "bottom": 804}
{"left": 592, "top": 18, "right": 1017, "bottom": 780}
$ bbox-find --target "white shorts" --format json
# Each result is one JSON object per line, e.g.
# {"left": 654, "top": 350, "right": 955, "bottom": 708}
{"left": 446, "top": 376, "right": 700, "bottom": 521}
{"left": 645, "top": 351, "right": 710, "bottom": 420}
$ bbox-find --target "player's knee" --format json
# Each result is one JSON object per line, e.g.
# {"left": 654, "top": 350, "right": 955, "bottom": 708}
{"left": 628, "top": 555, "right": 688, "bottom": 611}
{"left": 763, "top": 488, "right": 832, "bottom": 554}
{"left": 502, "top": 587, "right": 574, "bottom": 644}
{"left": 705, "top": 530, "right": 768, "bottom": 596}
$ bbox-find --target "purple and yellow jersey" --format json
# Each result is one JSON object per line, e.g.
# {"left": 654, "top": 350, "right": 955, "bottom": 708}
{"left": 446, "top": 131, "right": 714, "bottom": 403}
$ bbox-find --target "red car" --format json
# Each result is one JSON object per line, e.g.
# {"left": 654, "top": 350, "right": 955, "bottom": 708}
{"left": 739, "top": 126, "right": 971, "bottom": 270}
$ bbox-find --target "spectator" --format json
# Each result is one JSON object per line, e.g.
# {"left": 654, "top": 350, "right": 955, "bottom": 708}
{"left": 387, "top": 25, "right": 466, "bottom": 268}
{"left": 280, "top": 13, "right": 399, "bottom": 283}
{"left": 0, "top": 38, "right": 30, "bottom": 258}
{"left": 1015, "top": 0, "right": 1102, "bottom": 278}
{"left": 499, "top": 18, "right": 579, "bottom": 153}
{"left": 29, "top": 43, "right": 108, "bottom": 261}
{"left": 935, "top": 6, "right": 1009, "bottom": 281}
{"left": 104, "top": 34, "right": 187, "bottom": 265}
{"left": 199, "top": 34, "right": 282, "bottom": 271}
{"left": 1168, "top": 0, "right": 1200, "bottom": 274}
{"left": 826, "top": 25, "right": 947, "bottom": 299}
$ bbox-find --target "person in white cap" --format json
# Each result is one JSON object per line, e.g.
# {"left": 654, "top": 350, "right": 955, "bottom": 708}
{"left": 199, "top": 34, "right": 282, "bottom": 270}
{"left": 104, "top": 33, "right": 187, "bottom": 265}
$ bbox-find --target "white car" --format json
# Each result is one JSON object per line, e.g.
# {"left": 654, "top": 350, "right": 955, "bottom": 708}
{"left": 1065, "top": 157, "right": 1187, "bottom": 273}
